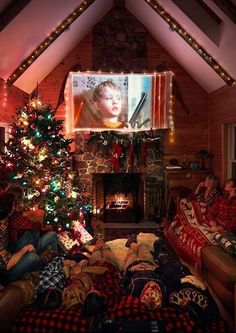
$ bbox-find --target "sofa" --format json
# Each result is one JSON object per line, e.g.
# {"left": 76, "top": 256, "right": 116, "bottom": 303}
{"left": 201, "top": 245, "right": 236, "bottom": 333}
{"left": 164, "top": 199, "right": 236, "bottom": 333}
{"left": 0, "top": 233, "right": 229, "bottom": 333}
{"left": 0, "top": 280, "right": 35, "bottom": 333}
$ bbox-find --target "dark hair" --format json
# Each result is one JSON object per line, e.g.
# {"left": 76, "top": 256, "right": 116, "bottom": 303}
{"left": 227, "top": 178, "right": 236, "bottom": 188}
{"left": 0, "top": 180, "right": 9, "bottom": 191}
{"left": 33, "top": 288, "right": 62, "bottom": 310}
{"left": 0, "top": 192, "right": 15, "bottom": 220}
{"left": 7, "top": 184, "right": 25, "bottom": 206}
{"left": 82, "top": 291, "right": 107, "bottom": 317}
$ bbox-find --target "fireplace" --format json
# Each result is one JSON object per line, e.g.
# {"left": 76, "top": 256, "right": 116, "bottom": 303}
{"left": 92, "top": 173, "right": 144, "bottom": 223}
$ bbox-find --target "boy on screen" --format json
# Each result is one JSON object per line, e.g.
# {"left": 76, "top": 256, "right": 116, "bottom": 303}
{"left": 92, "top": 80, "right": 130, "bottom": 129}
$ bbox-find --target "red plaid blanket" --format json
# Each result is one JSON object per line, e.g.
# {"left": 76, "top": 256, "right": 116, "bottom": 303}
{"left": 11, "top": 295, "right": 228, "bottom": 333}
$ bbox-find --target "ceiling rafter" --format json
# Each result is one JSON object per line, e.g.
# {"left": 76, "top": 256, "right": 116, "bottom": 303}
{"left": 6, "top": 0, "right": 96, "bottom": 87}
{"left": 145, "top": 0, "right": 235, "bottom": 86}
{"left": 212, "top": 0, "right": 236, "bottom": 24}
{"left": 4, "top": 0, "right": 236, "bottom": 89}
{"left": 0, "top": 0, "right": 31, "bottom": 32}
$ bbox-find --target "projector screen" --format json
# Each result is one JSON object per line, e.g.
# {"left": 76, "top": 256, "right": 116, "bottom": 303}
{"left": 65, "top": 72, "right": 172, "bottom": 132}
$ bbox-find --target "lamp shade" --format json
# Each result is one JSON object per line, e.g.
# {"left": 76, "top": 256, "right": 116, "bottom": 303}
{"left": 196, "top": 150, "right": 210, "bottom": 170}
{"left": 196, "top": 149, "right": 210, "bottom": 159}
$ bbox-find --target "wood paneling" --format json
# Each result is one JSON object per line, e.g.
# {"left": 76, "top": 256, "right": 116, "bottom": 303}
{"left": 208, "top": 85, "right": 236, "bottom": 181}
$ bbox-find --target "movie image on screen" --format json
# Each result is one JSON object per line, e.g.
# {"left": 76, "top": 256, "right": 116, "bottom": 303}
{"left": 65, "top": 72, "right": 172, "bottom": 132}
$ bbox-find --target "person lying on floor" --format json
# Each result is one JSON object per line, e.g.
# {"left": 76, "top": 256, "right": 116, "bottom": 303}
{"left": 32, "top": 246, "right": 112, "bottom": 311}
{"left": 33, "top": 230, "right": 121, "bottom": 315}
{"left": 121, "top": 235, "right": 220, "bottom": 324}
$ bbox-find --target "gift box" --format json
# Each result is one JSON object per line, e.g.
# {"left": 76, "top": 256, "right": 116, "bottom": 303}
{"left": 58, "top": 223, "right": 93, "bottom": 253}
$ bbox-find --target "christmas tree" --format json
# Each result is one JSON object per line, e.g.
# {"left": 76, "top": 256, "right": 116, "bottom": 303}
{"left": 0, "top": 94, "right": 91, "bottom": 230}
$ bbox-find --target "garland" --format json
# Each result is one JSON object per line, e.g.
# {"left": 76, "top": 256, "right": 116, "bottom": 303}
{"left": 84, "top": 130, "right": 163, "bottom": 169}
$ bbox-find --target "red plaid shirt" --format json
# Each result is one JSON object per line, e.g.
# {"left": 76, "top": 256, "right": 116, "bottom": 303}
{"left": 206, "top": 194, "right": 236, "bottom": 232}
{"left": 7, "top": 210, "right": 41, "bottom": 246}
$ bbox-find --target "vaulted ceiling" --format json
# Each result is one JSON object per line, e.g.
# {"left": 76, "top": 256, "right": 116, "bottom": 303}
{"left": 0, "top": 0, "right": 235, "bottom": 94}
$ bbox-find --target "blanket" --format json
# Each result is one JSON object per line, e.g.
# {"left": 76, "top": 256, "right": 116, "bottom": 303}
{"left": 165, "top": 198, "right": 217, "bottom": 270}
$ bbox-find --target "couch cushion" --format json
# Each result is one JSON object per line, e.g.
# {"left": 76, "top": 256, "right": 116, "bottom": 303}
{"left": 0, "top": 280, "right": 35, "bottom": 333}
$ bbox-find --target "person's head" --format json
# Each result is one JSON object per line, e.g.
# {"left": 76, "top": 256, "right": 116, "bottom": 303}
{"left": 82, "top": 289, "right": 107, "bottom": 317}
{"left": 0, "top": 180, "right": 9, "bottom": 192}
{"left": 93, "top": 81, "right": 122, "bottom": 121}
{"left": 205, "top": 174, "right": 220, "bottom": 190}
{"left": 0, "top": 191, "right": 15, "bottom": 220}
{"left": 140, "top": 281, "right": 163, "bottom": 310}
{"left": 7, "top": 184, "right": 25, "bottom": 209}
{"left": 224, "top": 178, "right": 236, "bottom": 194}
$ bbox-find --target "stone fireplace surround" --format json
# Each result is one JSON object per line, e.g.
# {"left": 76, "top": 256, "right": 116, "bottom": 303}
{"left": 73, "top": 131, "right": 165, "bottom": 223}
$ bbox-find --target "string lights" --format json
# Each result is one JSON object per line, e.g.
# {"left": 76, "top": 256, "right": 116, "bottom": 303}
{"left": 2, "top": 81, "right": 8, "bottom": 108}
{"left": 168, "top": 76, "right": 174, "bottom": 143}
{"left": 6, "top": 0, "right": 233, "bottom": 88}
{"left": 145, "top": 0, "right": 235, "bottom": 86}
{"left": 6, "top": 0, "right": 96, "bottom": 86}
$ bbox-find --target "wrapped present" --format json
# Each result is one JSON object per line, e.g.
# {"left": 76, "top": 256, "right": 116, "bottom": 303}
{"left": 58, "top": 223, "right": 93, "bottom": 253}
{"left": 71, "top": 220, "right": 93, "bottom": 245}
{"left": 58, "top": 231, "right": 78, "bottom": 252}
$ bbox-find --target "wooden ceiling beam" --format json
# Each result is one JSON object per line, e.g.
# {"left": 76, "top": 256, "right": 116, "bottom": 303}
{"left": 212, "top": 0, "right": 236, "bottom": 24}
{"left": 0, "top": 0, "right": 31, "bottom": 32}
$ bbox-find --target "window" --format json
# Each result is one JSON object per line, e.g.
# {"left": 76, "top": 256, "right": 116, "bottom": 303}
{"left": 0, "top": 122, "right": 9, "bottom": 153}
{"left": 227, "top": 123, "right": 236, "bottom": 178}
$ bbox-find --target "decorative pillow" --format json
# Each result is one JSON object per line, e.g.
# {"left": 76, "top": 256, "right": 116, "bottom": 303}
{"left": 214, "top": 232, "right": 236, "bottom": 256}
{"left": 106, "top": 238, "right": 129, "bottom": 271}
{"left": 137, "top": 232, "right": 159, "bottom": 252}
{"left": 106, "top": 233, "right": 159, "bottom": 271}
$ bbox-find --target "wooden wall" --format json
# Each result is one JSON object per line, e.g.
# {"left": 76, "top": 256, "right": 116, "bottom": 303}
{"left": 0, "top": 78, "right": 28, "bottom": 124}
{"left": 208, "top": 85, "right": 236, "bottom": 181}
{"left": 147, "top": 35, "right": 209, "bottom": 168}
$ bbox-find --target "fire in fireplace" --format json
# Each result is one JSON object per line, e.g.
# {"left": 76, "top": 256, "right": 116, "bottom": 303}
{"left": 92, "top": 173, "right": 144, "bottom": 223}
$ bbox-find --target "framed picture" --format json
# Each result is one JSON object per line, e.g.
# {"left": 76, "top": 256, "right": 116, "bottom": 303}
{"left": 65, "top": 72, "right": 173, "bottom": 132}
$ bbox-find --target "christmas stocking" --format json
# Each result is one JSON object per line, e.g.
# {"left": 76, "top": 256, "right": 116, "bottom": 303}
{"left": 111, "top": 143, "right": 123, "bottom": 171}
{"left": 141, "top": 141, "right": 147, "bottom": 167}
{"left": 134, "top": 138, "right": 142, "bottom": 167}
{"left": 119, "top": 145, "right": 127, "bottom": 169}
{"left": 129, "top": 141, "right": 135, "bottom": 168}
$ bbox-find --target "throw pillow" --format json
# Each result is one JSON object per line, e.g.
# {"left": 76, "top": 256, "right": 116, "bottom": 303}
{"left": 137, "top": 232, "right": 159, "bottom": 252}
{"left": 106, "top": 238, "right": 129, "bottom": 271}
{"left": 106, "top": 233, "right": 159, "bottom": 271}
